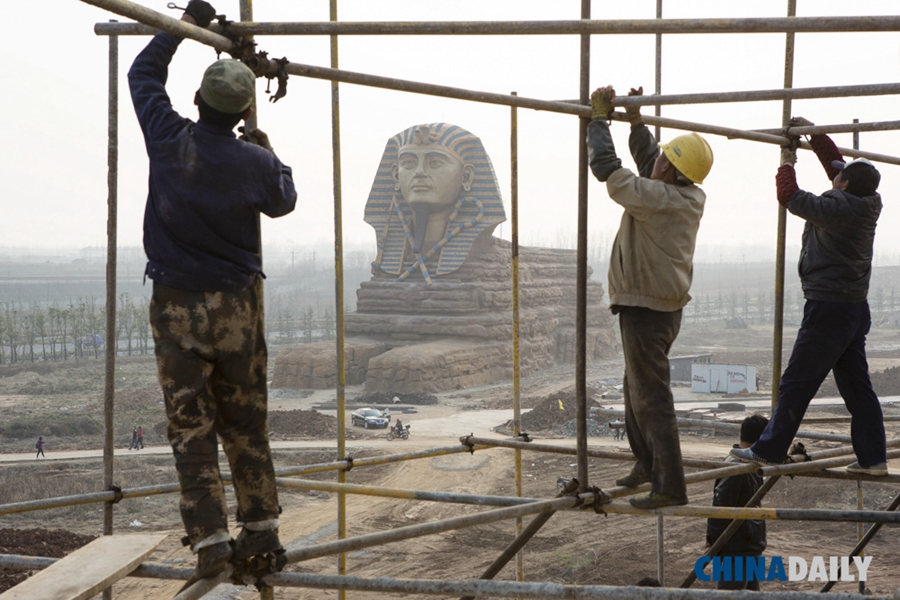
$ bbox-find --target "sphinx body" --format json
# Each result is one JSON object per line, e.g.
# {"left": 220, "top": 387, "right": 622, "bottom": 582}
{"left": 273, "top": 123, "right": 617, "bottom": 393}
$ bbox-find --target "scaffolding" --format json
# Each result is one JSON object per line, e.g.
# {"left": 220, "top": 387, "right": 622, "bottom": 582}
{"left": 3, "top": 0, "right": 900, "bottom": 598}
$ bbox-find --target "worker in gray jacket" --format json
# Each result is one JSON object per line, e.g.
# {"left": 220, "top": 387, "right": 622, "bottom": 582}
{"left": 587, "top": 85, "right": 713, "bottom": 509}
{"left": 731, "top": 117, "right": 887, "bottom": 476}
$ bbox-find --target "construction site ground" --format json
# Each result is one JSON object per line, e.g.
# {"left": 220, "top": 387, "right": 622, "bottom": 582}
{"left": 2, "top": 321, "right": 900, "bottom": 598}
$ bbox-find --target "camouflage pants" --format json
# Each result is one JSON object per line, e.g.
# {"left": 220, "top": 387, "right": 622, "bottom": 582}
{"left": 150, "top": 279, "right": 279, "bottom": 547}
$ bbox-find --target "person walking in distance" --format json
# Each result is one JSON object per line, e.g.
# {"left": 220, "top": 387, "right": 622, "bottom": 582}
{"left": 129, "top": 426, "right": 138, "bottom": 450}
{"left": 586, "top": 85, "right": 713, "bottom": 509}
{"left": 128, "top": 0, "right": 298, "bottom": 580}
{"left": 731, "top": 117, "right": 888, "bottom": 477}
{"left": 707, "top": 415, "right": 769, "bottom": 590}
{"left": 137, "top": 425, "right": 144, "bottom": 450}
{"left": 35, "top": 437, "right": 45, "bottom": 459}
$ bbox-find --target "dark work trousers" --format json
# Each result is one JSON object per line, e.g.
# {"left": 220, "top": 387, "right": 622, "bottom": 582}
{"left": 752, "top": 299, "right": 886, "bottom": 466}
{"left": 150, "top": 278, "right": 280, "bottom": 546}
{"left": 619, "top": 306, "right": 686, "bottom": 498}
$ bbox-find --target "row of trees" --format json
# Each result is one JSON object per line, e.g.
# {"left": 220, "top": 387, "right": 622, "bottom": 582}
{"left": 683, "top": 286, "right": 900, "bottom": 324}
{"left": 0, "top": 294, "right": 153, "bottom": 365}
{"left": 0, "top": 293, "right": 343, "bottom": 365}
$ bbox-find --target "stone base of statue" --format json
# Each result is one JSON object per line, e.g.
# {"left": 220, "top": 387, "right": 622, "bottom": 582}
{"left": 271, "top": 238, "right": 618, "bottom": 393}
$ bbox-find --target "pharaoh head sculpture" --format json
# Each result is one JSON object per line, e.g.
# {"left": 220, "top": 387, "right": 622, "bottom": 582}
{"left": 364, "top": 123, "right": 506, "bottom": 283}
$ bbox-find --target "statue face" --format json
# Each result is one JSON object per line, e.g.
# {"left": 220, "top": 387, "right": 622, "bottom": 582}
{"left": 393, "top": 149, "right": 473, "bottom": 209}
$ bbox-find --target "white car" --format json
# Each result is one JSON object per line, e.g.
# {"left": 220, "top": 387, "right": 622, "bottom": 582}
{"left": 350, "top": 407, "right": 390, "bottom": 429}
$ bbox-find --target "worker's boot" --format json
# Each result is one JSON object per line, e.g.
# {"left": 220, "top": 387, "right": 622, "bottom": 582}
{"left": 629, "top": 492, "right": 688, "bottom": 510}
{"left": 847, "top": 461, "right": 888, "bottom": 476}
{"left": 233, "top": 527, "right": 283, "bottom": 563}
{"left": 195, "top": 541, "right": 233, "bottom": 579}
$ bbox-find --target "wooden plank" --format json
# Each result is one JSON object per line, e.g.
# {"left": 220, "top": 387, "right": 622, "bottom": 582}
{"left": 0, "top": 533, "right": 167, "bottom": 600}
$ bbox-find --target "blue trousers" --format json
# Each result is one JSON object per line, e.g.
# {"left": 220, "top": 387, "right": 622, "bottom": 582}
{"left": 751, "top": 300, "right": 886, "bottom": 466}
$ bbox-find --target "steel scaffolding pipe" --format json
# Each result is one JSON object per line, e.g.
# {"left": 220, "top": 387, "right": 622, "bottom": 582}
{"left": 92, "top": 15, "right": 900, "bottom": 35}
{"left": 261, "top": 572, "right": 892, "bottom": 599}
{"left": 564, "top": 83, "right": 900, "bottom": 108}
{"left": 274, "top": 444, "right": 475, "bottom": 476}
{"left": 676, "top": 417, "right": 855, "bottom": 443}
{"left": 276, "top": 477, "right": 540, "bottom": 507}
{"left": 86, "top": 5, "right": 900, "bottom": 166}
{"left": 457, "top": 435, "right": 880, "bottom": 468}
{"left": 1, "top": 553, "right": 890, "bottom": 600}
{"left": 282, "top": 482, "right": 900, "bottom": 566}
{"left": 0, "top": 483, "right": 180, "bottom": 517}
{"left": 82, "top": 0, "right": 234, "bottom": 51}
{"left": 276, "top": 462, "right": 756, "bottom": 508}
{"left": 756, "top": 448, "right": 900, "bottom": 477}
{"left": 820, "top": 491, "right": 900, "bottom": 593}
{"left": 758, "top": 119, "right": 900, "bottom": 136}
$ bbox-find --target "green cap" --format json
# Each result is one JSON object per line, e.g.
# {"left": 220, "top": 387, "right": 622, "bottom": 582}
{"left": 199, "top": 59, "right": 255, "bottom": 114}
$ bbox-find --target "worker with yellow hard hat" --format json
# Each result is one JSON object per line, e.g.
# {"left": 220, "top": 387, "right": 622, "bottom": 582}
{"left": 586, "top": 84, "right": 712, "bottom": 510}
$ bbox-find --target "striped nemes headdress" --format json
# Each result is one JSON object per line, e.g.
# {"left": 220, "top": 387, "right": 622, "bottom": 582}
{"left": 364, "top": 123, "right": 506, "bottom": 278}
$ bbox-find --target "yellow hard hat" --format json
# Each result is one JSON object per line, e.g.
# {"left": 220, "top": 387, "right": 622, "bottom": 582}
{"left": 658, "top": 133, "right": 714, "bottom": 184}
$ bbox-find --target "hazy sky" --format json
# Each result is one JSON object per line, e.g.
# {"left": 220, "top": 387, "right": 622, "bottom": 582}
{"left": 4, "top": 1, "right": 900, "bottom": 265}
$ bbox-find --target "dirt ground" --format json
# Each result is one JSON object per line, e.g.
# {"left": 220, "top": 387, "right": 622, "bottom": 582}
{"left": 2, "top": 321, "right": 900, "bottom": 598}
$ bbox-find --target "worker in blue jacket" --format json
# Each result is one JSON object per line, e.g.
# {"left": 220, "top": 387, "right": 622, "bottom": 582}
{"left": 128, "top": 0, "right": 297, "bottom": 579}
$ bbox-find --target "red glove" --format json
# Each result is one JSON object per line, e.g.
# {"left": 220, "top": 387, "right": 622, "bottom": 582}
{"left": 808, "top": 134, "right": 842, "bottom": 181}
{"left": 776, "top": 165, "right": 799, "bottom": 207}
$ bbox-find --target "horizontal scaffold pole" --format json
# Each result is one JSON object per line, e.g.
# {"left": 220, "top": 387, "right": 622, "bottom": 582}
{"left": 757, "top": 447, "right": 900, "bottom": 477}
{"left": 261, "top": 572, "right": 892, "bottom": 599}
{"left": 92, "top": 15, "right": 900, "bottom": 36}
{"left": 281, "top": 490, "right": 900, "bottom": 566}
{"left": 84, "top": 0, "right": 900, "bottom": 166}
{"left": 273, "top": 444, "right": 474, "bottom": 476}
{"left": 1, "top": 553, "right": 889, "bottom": 599}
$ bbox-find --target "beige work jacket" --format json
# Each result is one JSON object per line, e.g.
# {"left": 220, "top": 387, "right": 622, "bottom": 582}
{"left": 605, "top": 168, "right": 706, "bottom": 313}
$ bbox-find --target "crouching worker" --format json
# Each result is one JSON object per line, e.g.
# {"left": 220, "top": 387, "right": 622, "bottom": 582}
{"left": 707, "top": 415, "right": 769, "bottom": 590}
{"left": 128, "top": 0, "right": 298, "bottom": 579}
{"left": 587, "top": 85, "right": 713, "bottom": 509}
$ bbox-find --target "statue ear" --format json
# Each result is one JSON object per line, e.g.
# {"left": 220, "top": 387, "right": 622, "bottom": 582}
{"left": 462, "top": 164, "right": 475, "bottom": 192}
{"left": 391, "top": 163, "right": 401, "bottom": 191}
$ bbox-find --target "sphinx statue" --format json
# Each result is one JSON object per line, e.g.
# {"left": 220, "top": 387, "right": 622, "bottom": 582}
{"left": 365, "top": 123, "right": 506, "bottom": 283}
{"left": 273, "top": 123, "right": 617, "bottom": 394}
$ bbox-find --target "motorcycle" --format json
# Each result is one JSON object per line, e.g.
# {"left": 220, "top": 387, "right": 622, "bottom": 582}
{"left": 386, "top": 424, "right": 410, "bottom": 441}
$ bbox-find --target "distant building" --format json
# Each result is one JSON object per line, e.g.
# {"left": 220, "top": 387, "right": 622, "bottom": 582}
{"left": 670, "top": 353, "right": 712, "bottom": 383}
{"left": 691, "top": 364, "right": 757, "bottom": 394}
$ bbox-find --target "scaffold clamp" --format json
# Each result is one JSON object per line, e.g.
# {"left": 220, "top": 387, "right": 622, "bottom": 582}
{"left": 587, "top": 486, "right": 612, "bottom": 515}
{"left": 108, "top": 485, "right": 124, "bottom": 504}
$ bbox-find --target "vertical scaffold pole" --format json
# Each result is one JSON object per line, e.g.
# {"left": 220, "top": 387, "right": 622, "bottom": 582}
{"left": 510, "top": 91, "right": 524, "bottom": 589}
{"left": 240, "top": 0, "right": 257, "bottom": 132}
{"left": 656, "top": 515, "right": 664, "bottom": 584}
{"left": 239, "top": 5, "right": 273, "bottom": 596}
{"left": 853, "top": 118, "right": 865, "bottom": 596}
{"left": 773, "top": 0, "right": 797, "bottom": 410}
{"left": 654, "top": 0, "right": 662, "bottom": 141}
{"left": 102, "top": 19, "right": 119, "bottom": 600}
{"left": 329, "top": 1, "right": 349, "bottom": 596}
{"left": 653, "top": 2, "right": 663, "bottom": 572}
{"left": 575, "top": 0, "right": 591, "bottom": 494}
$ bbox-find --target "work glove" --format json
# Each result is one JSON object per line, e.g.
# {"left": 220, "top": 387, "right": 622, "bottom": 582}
{"left": 780, "top": 145, "right": 797, "bottom": 166}
{"left": 775, "top": 164, "right": 799, "bottom": 207}
{"left": 184, "top": 0, "right": 217, "bottom": 28}
{"left": 239, "top": 127, "right": 274, "bottom": 153}
{"left": 624, "top": 86, "right": 643, "bottom": 125}
{"left": 590, "top": 86, "right": 616, "bottom": 121}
